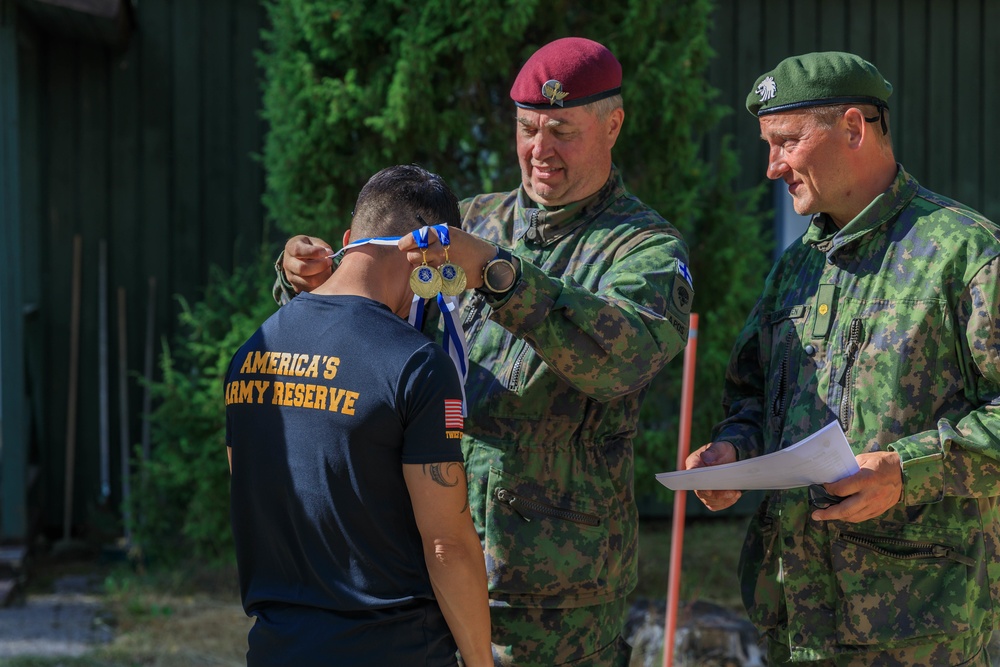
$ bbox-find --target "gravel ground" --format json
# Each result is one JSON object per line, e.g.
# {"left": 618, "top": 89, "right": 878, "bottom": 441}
{"left": 0, "top": 573, "right": 114, "bottom": 659}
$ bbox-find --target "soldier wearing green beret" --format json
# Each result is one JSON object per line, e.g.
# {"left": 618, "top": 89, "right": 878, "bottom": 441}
{"left": 273, "top": 37, "right": 692, "bottom": 666}
{"left": 687, "top": 51, "right": 1000, "bottom": 666}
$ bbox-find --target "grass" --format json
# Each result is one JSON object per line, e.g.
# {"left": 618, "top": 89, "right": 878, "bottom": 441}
{"left": 1, "top": 556, "right": 251, "bottom": 667}
{"left": 0, "top": 517, "right": 748, "bottom": 666}
{"left": 631, "top": 515, "right": 749, "bottom": 612}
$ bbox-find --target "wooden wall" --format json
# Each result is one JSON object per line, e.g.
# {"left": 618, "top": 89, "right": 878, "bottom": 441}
{"left": 706, "top": 0, "right": 1000, "bottom": 223}
{"left": 10, "top": 0, "right": 269, "bottom": 537}
{"left": 7, "top": 0, "right": 1000, "bottom": 538}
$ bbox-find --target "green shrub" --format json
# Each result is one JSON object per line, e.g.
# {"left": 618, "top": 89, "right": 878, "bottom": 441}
{"left": 130, "top": 258, "right": 278, "bottom": 565}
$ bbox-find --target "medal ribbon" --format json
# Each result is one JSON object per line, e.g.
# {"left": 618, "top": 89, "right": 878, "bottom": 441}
{"left": 326, "top": 235, "right": 405, "bottom": 259}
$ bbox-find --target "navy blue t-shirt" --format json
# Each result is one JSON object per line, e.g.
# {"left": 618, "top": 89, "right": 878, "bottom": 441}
{"left": 225, "top": 293, "right": 466, "bottom": 666}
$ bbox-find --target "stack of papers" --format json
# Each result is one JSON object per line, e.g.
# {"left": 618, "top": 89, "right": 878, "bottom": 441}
{"left": 655, "top": 421, "right": 860, "bottom": 491}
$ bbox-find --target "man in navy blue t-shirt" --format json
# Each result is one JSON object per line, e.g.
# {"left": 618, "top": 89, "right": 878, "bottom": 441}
{"left": 225, "top": 165, "right": 492, "bottom": 667}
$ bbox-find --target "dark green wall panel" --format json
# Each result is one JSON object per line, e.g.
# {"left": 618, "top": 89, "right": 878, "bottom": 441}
{"left": 7, "top": 0, "right": 1000, "bottom": 538}
{"left": 707, "top": 0, "right": 999, "bottom": 224}
{"left": 11, "top": 0, "right": 268, "bottom": 536}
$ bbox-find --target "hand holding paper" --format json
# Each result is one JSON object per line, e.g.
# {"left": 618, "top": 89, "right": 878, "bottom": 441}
{"left": 657, "top": 421, "right": 860, "bottom": 492}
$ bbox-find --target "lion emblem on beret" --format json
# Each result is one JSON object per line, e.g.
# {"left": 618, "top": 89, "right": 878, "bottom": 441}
{"left": 756, "top": 76, "right": 777, "bottom": 103}
{"left": 542, "top": 79, "right": 569, "bottom": 106}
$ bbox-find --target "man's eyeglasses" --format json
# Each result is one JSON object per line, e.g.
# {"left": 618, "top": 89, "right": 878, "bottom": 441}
{"left": 808, "top": 484, "right": 846, "bottom": 510}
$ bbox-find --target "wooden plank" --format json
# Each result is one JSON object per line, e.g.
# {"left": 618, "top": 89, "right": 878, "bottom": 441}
{"left": 871, "top": 0, "right": 901, "bottom": 105}
{"left": 109, "top": 23, "right": 141, "bottom": 496}
{"left": 953, "top": 0, "right": 982, "bottom": 211}
{"left": 233, "top": 0, "right": 266, "bottom": 262}
{"left": 137, "top": 0, "right": 172, "bottom": 345}
{"left": 202, "top": 0, "right": 233, "bottom": 274}
{"left": 76, "top": 38, "right": 116, "bottom": 515}
{"left": 897, "top": 0, "right": 928, "bottom": 177}
{"left": 45, "top": 36, "right": 91, "bottom": 522}
{"left": 817, "top": 0, "right": 847, "bottom": 52}
{"left": 925, "top": 1, "right": 954, "bottom": 195}
{"left": 790, "top": 0, "right": 820, "bottom": 56}
{"left": 78, "top": 47, "right": 109, "bottom": 274}
{"left": 170, "top": 0, "right": 202, "bottom": 303}
{"left": 0, "top": 0, "right": 28, "bottom": 541}
{"left": 846, "top": 0, "right": 874, "bottom": 57}
{"left": 17, "top": 12, "right": 48, "bottom": 486}
{"left": 703, "top": 0, "right": 737, "bottom": 180}
{"left": 984, "top": 0, "right": 1000, "bottom": 222}
{"left": 733, "top": 0, "right": 764, "bottom": 190}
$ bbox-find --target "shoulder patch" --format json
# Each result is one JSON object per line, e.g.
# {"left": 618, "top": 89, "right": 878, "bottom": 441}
{"left": 671, "top": 275, "right": 693, "bottom": 314}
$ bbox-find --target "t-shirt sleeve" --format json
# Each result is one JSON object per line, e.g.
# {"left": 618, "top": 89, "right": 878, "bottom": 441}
{"left": 397, "top": 343, "right": 465, "bottom": 465}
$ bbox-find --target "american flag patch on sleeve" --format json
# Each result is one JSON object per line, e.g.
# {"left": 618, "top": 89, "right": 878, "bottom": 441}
{"left": 444, "top": 399, "right": 464, "bottom": 430}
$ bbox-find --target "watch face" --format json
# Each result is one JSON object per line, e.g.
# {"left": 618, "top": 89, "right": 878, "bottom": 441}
{"left": 485, "top": 259, "right": 516, "bottom": 293}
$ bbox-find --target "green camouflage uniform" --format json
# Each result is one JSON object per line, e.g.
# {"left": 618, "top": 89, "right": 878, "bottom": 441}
{"left": 455, "top": 165, "right": 690, "bottom": 665}
{"left": 713, "top": 166, "right": 1000, "bottom": 665}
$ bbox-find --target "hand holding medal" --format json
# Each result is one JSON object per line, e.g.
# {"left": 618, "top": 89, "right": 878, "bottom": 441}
{"left": 408, "top": 226, "right": 443, "bottom": 298}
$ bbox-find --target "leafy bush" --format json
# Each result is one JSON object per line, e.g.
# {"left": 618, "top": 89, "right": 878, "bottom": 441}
{"left": 130, "top": 258, "right": 278, "bottom": 564}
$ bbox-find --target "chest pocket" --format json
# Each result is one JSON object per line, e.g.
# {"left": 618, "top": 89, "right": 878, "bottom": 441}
{"left": 760, "top": 305, "right": 810, "bottom": 438}
{"left": 834, "top": 297, "right": 958, "bottom": 441}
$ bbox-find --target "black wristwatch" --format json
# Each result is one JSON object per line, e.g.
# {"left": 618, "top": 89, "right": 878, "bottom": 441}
{"left": 477, "top": 247, "right": 519, "bottom": 299}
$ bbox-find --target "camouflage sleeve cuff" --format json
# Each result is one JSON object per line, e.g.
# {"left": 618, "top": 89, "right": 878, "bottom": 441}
{"left": 487, "top": 258, "right": 558, "bottom": 335}
{"left": 887, "top": 431, "right": 945, "bottom": 505}
{"left": 272, "top": 250, "right": 296, "bottom": 306}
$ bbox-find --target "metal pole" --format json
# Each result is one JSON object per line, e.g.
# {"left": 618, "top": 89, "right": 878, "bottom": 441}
{"left": 99, "top": 240, "right": 110, "bottom": 502}
{"left": 61, "top": 234, "right": 82, "bottom": 541}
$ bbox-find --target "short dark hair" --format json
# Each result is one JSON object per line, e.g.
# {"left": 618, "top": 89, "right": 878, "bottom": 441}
{"left": 351, "top": 165, "right": 459, "bottom": 238}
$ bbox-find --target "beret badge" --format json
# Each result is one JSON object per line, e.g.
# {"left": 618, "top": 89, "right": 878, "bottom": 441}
{"left": 756, "top": 76, "right": 777, "bottom": 103}
{"left": 542, "top": 79, "right": 569, "bottom": 106}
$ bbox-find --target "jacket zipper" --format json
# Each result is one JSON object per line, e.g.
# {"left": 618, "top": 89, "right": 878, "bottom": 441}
{"left": 838, "top": 531, "right": 975, "bottom": 566}
{"left": 836, "top": 318, "right": 862, "bottom": 431}
{"left": 507, "top": 342, "right": 530, "bottom": 391}
{"left": 771, "top": 329, "right": 793, "bottom": 421}
{"left": 495, "top": 488, "right": 601, "bottom": 526}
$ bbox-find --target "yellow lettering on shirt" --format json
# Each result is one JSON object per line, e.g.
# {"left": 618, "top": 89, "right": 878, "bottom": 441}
{"left": 323, "top": 356, "right": 340, "bottom": 380}
{"left": 229, "top": 350, "right": 359, "bottom": 416}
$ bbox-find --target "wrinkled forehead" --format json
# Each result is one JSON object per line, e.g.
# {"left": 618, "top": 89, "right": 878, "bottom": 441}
{"left": 758, "top": 109, "right": 825, "bottom": 139}
{"left": 516, "top": 104, "right": 595, "bottom": 128}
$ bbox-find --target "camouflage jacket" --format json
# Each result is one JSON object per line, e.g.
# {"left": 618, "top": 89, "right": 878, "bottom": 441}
{"left": 452, "top": 166, "right": 690, "bottom": 609}
{"left": 713, "top": 166, "right": 1000, "bottom": 660}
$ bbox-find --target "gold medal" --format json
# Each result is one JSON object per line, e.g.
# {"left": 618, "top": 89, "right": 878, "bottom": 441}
{"left": 438, "top": 246, "right": 467, "bottom": 296}
{"left": 409, "top": 249, "right": 442, "bottom": 298}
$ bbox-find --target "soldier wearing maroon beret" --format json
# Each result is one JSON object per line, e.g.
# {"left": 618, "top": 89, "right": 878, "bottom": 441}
{"left": 275, "top": 37, "right": 693, "bottom": 667}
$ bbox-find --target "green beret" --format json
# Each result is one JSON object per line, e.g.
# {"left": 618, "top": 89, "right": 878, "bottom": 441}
{"left": 746, "top": 51, "right": 892, "bottom": 117}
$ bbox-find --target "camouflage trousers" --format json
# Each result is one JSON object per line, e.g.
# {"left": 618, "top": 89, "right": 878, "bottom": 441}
{"left": 488, "top": 598, "right": 632, "bottom": 667}
{"left": 765, "top": 630, "right": 991, "bottom": 666}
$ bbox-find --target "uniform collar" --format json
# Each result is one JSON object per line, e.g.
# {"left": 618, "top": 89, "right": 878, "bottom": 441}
{"left": 514, "top": 165, "right": 623, "bottom": 246}
{"left": 805, "top": 164, "right": 917, "bottom": 258}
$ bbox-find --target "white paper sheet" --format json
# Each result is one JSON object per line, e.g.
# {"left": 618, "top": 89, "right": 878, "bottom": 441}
{"left": 655, "top": 421, "right": 860, "bottom": 491}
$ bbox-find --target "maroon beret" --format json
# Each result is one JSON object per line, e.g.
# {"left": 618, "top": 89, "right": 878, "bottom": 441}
{"left": 510, "top": 37, "right": 622, "bottom": 110}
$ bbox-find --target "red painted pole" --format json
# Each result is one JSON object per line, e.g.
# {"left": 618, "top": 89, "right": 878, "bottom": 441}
{"left": 663, "top": 312, "right": 699, "bottom": 667}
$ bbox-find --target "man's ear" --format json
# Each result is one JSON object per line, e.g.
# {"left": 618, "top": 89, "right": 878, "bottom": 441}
{"left": 843, "top": 107, "right": 866, "bottom": 149}
{"left": 342, "top": 229, "right": 351, "bottom": 247}
{"left": 606, "top": 107, "right": 625, "bottom": 149}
